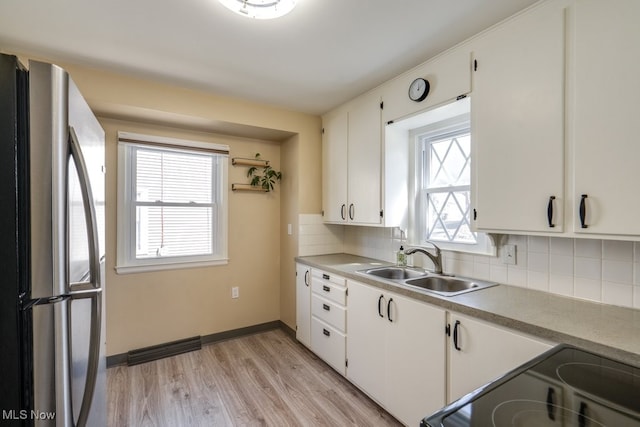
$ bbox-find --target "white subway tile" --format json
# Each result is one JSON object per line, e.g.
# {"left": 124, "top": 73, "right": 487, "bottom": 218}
{"left": 575, "top": 239, "right": 602, "bottom": 259}
{"left": 602, "top": 260, "right": 633, "bottom": 285}
{"left": 528, "top": 236, "right": 549, "bottom": 253}
{"left": 528, "top": 271, "right": 549, "bottom": 292}
{"left": 528, "top": 252, "right": 549, "bottom": 273}
{"left": 574, "top": 257, "right": 601, "bottom": 280}
{"left": 550, "top": 237, "right": 574, "bottom": 256}
{"left": 507, "top": 267, "right": 527, "bottom": 287}
{"left": 602, "top": 282, "right": 633, "bottom": 308}
{"left": 490, "top": 266, "right": 508, "bottom": 283}
{"left": 549, "top": 275, "right": 574, "bottom": 297}
{"left": 473, "top": 262, "right": 491, "bottom": 280}
{"left": 550, "top": 255, "right": 574, "bottom": 277}
{"left": 574, "top": 278, "right": 602, "bottom": 302}
{"left": 602, "top": 240, "right": 633, "bottom": 262}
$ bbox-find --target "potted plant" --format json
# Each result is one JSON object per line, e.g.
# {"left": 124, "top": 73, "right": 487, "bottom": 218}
{"left": 247, "top": 153, "right": 282, "bottom": 191}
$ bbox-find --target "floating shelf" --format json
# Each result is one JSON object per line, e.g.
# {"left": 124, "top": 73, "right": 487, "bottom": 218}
{"left": 231, "top": 157, "right": 270, "bottom": 167}
{"left": 231, "top": 183, "right": 268, "bottom": 192}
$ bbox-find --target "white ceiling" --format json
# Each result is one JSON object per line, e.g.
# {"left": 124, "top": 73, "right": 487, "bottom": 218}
{"left": 0, "top": 0, "right": 539, "bottom": 115}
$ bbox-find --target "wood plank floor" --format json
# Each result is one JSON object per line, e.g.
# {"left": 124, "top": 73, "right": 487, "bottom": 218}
{"left": 107, "top": 328, "right": 402, "bottom": 426}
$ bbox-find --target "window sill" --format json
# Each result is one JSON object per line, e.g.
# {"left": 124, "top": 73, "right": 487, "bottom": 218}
{"left": 115, "top": 258, "right": 229, "bottom": 274}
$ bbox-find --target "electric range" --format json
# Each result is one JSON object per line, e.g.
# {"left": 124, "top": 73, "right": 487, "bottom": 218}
{"left": 423, "top": 345, "right": 640, "bottom": 426}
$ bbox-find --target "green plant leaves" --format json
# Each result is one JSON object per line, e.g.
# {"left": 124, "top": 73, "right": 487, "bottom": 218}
{"left": 246, "top": 153, "right": 281, "bottom": 192}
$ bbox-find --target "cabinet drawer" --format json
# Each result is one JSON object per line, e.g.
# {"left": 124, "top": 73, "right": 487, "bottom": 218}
{"left": 311, "top": 269, "right": 346, "bottom": 286}
{"left": 311, "top": 318, "right": 346, "bottom": 376}
{"left": 311, "top": 275, "right": 347, "bottom": 306}
{"left": 311, "top": 294, "right": 346, "bottom": 332}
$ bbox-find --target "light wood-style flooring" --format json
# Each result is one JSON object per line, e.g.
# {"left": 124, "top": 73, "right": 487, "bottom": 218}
{"left": 107, "top": 328, "right": 402, "bottom": 426}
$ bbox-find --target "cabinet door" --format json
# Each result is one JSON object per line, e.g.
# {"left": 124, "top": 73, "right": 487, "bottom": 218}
{"left": 448, "top": 313, "right": 552, "bottom": 403}
{"left": 472, "top": 1, "right": 566, "bottom": 233}
{"left": 346, "top": 280, "right": 386, "bottom": 404}
{"left": 295, "top": 264, "right": 311, "bottom": 348}
{"left": 347, "top": 91, "right": 382, "bottom": 225}
{"left": 572, "top": 0, "right": 640, "bottom": 235}
{"left": 385, "top": 292, "right": 446, "bottom": 427}
{"left": 322, "top": 109, "right": 348, "bottom": 223}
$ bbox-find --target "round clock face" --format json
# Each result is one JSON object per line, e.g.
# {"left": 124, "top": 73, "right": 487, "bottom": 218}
{"left": 408, "top": 78, "right": 430, "bottom": 102}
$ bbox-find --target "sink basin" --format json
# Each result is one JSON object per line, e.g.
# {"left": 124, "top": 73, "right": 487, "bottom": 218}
{"left": 360, "top": 266, "right": 428, "bottom": 280}
{"left": 358, "top": 266, "right": 497, "bottom": 297}
{"left": 404, "top": 276, "right": 497, "bottom": 296}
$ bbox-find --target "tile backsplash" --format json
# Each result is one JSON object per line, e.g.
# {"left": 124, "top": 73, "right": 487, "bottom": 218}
{"left": 297, "top": 215, "right": 640, "bottom": 309}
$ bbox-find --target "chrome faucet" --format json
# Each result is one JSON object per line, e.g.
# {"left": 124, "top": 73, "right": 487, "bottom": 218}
{"left": 406, "top": 241, "right": 443, "bottom": 274}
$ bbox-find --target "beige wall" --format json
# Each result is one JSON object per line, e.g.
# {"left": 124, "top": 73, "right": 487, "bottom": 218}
{"left": 102, "top": 118, "right": 285, "bottom": 355}
{"left": 13, "top": 53, "right": 322, "bottom": 355}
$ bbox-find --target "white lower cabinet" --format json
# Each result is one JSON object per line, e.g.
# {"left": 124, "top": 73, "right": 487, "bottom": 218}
{"left": 309, "top": 269, "right": 348, "bottom": 376}
{"left": 447, "top": 312, "right": 552, "bottom": 403}
{"left": 295, "top": 263, "right": 311, "bottom": 348}
{"left": 346, "top": 280, "right": 446, "bottom": 426}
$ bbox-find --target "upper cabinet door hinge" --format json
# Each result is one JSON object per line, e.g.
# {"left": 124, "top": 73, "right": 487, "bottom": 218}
{"left": 380, "top": 101, "right": 384, "bottom": 110}
{"left": 321, "top": 127, "right": 325, "bottom": 135}
{"left": 321, "top": 210, "right": 325, "bottom": 217}
{"left": 473, "top": 209, "right": 478, "bottom": 220}
{"left": 456, "top": 94, "right": 467, "bottom": 101}
{"left": 474, "top": 59, "right": 478, "bottom": 71}
{"left": 380, "top": 210, "right": 384, "bottom": 218}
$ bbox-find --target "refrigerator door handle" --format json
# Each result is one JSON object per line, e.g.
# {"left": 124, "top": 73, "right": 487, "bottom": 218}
{"left": 68, "top": 126, "right": 100, "bottom": 292}
{"left": 70, "top": 289, "right": 102, "bottom": 427}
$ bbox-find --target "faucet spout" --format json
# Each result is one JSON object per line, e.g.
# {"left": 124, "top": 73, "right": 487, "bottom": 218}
{"left": 405, "top": 241, "right": 443, "bottom": 274}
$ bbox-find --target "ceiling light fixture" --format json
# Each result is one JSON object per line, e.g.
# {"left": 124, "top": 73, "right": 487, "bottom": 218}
{"left": 218, "top": 0, "right": 296, "bottom": 20}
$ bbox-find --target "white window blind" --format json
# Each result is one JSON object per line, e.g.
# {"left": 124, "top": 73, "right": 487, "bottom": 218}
{"left": 116, "top": 132, "right": 229, "bottom": 273}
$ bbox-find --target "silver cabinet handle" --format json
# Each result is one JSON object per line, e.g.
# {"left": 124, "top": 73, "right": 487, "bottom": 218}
{"left": 68, "top": 127, "right": 100, "bottom": 292}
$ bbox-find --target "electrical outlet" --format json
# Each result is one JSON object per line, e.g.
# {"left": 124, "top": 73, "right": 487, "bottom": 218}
{"left": 502, "top": 244, "right": 517, "bottom": 265}
{"left": 231, "top": 286, "right": 239, "bottom": 299}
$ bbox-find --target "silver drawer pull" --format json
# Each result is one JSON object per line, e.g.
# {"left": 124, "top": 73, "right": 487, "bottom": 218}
{"left": 322, "top": 303, "right": 330, "bottom": 311}
{"left": 322, "top": 285, "right": 330, "bottom": 292}
{"left": 323, "top": 328, "right": 331, "bottom": 337}
{"left": 322, "top": 273, "right": 330, "bottom": 280}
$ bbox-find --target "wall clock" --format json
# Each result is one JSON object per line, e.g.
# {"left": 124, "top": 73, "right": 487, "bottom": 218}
{"left": 408, "top": 77, "right": 430, "bottom": 102}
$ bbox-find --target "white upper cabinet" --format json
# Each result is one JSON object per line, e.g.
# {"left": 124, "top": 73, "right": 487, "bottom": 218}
{"left": 571, "top": 0, "right": 640, "bottom": 236}
{"left": 471, "top": 1, "right": 567, "bottom": 234}
{"left": 347, "top": 91, "right": 383, "bottom": 225}
{"left": 322, "top": 90, "right": 383, "bottom": 226}
{"left": 322, "top": 108, "right": 348, "bottom": 223}
{"left": 381, "top": 47, "right": 472, "bottom": 124}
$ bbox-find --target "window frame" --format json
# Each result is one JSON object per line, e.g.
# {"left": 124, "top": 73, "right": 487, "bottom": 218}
{"left": 409, "top": 105, "right": 494, "bottom": 256}
{"left": 116, "top": 132, "right": 229, "bottom": 274}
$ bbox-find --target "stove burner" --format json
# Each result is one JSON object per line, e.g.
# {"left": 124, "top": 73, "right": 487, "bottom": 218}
{"left": 556, "top": 362, "right": 640, "bottom": 390}
{"left": 491, "top": 399, "right": 605, "bottom": 427}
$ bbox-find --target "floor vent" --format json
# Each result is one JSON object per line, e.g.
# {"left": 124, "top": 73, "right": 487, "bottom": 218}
{"left": 127, "top": 336, "right": 202, "bottom": 366}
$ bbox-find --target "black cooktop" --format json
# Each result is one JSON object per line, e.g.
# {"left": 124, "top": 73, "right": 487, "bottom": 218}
{"left": 424, "top": 345, "right": 640, "bottom": 427}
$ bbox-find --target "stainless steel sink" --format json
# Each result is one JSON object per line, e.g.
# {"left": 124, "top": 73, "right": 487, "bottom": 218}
{"left": 360, "top": 266, "right": 428, "bottom": 280}
{"left": 358, "top": 266, "right": 497, "bottom": 296}
{"left": 404, "top": 276, "right": 497, "bottom": 296}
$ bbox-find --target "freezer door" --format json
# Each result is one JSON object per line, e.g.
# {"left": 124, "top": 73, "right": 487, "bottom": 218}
{"left": 67, "top": 77, "right": 105, "bottom": 287}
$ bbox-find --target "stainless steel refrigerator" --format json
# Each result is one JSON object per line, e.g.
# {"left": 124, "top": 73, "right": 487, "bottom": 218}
{"left": 0, "top": 54, "right": 106, "bottom": 426}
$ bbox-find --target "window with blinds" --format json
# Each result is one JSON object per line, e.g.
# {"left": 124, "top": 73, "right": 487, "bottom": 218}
{"left": 116, "top": 132, "right": 229, "bottom": 273}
